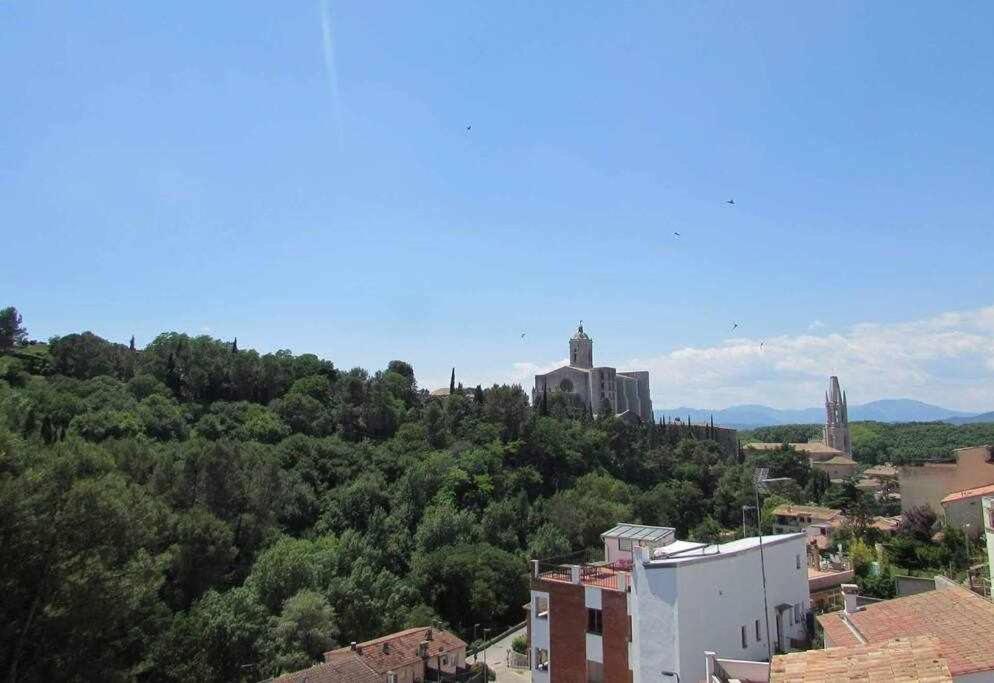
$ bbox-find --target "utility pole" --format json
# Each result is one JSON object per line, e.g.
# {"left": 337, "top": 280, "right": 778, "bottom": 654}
{"left": 754, "top": 469, "right": 792, "bottom": 660}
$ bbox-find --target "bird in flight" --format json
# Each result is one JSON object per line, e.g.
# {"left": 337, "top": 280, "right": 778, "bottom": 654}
{"left": 760, "top": 341, "right": 766, "bottom": 350}
{"left": 520, "top": 333, "right": 526, "bottom": 339}
{"left": 731, "top": 322, "right": 739, "bottom": 332}
{"left": 673, "top": 231, "right": 681, "bottom": 237}
{"left": 726, "top": 199, "right": 735, "bottom": 205}
{"left": 466, "top": 125, "right": 472, "bottom": 132}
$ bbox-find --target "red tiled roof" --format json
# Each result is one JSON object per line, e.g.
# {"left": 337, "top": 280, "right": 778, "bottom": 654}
{"left": 771, "top": 636, "right": 952, "bottom": 682}
{"left": 817, "top": 585, "right": 994, "bottom": 676}
{"left": 940, "top": 483, "right": 994, "bottom": 505}
{"left": 324, "top": 627, "right": 466, "bottom": 674}
{"left": 270, "top": 657, "right": 380, "bottom": 683}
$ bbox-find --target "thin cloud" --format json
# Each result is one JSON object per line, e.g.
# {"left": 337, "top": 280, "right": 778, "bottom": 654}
{"left": 319, "top": 0, "right": 344, "bottom": 150}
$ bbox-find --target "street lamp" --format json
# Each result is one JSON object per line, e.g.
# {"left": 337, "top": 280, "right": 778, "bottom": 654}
{"left": 473, "top": 623, "right": 480, "bottom": 662}
{"left": 661, "top": 670, "right": 681, "bottom": 682}
{"left": 754, "top": 469, "right": 793, "bottom": 661}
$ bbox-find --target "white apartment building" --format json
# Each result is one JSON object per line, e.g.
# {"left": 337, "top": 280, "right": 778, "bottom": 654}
{"left": 528, "top": 530, "right": 811, "bottom": 683}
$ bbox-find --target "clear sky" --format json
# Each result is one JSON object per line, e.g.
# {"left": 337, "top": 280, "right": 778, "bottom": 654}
{"left": 3, "top": 2, "right": 994, "bottom": 410}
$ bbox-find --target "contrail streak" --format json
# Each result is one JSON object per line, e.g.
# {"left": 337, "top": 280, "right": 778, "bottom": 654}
{"left": 319, "top": 0, "right": 344, "bottom": 150}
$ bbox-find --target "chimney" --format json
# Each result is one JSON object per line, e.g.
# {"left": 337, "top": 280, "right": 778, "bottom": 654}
{"left": 418, "top": 641, "right": 429, "bottom": 658}
{"left": 382, "top": 642, "right": 390, "bottom": 654}
{"left": 425, "top": 627, "right": 433, "bottom": 641}
{"left": 350, "top": 641, "right": 357, "bottom": 651}
{"left": 841, "top": 583, "right": 860, "bottom": 614}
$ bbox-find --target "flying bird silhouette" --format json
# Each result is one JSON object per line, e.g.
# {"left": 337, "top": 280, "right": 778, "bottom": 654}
{"left": 726, "top": 199, "right": 735, "bottom": 205}
{"left": 520, "top": 333, "right": 526, "bottom": 339}
{"left": 673, "top": 231, "right": 681, "bottom": 237}
{"left": 760, "top": 341, "right": 766, "bottom": 349}
{"left": 466, "top": 125, "right": 472, "bottom": 132}
{"left": 731, "top": 322, "right": 739, "bottom": 332}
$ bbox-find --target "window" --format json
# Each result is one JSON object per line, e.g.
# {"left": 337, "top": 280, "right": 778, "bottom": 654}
{"left": 796, "top": 554, "right": 802, "bottom": 569}
{"left": 534, "top": 648, "right": 549, "bottom": 671}
{"left": 441, "top": 655, "right": 449, "bottom": 666}
{"left": 586, "top": 660, "right": 604, "bottom": 683}
{"left": 587, "top": 608, "right": 603, "bottom": 635}
{"left": 741, "top": 625, "right": 747, "bottom": 648}
{"left": 535, "top": 595, "right": 549, "bottom": 618}
{"left": 755, "top": 619, "right": 761, "bottom": 641}
{"left": 618, "top": 537, "right": 632, "bottom": 552}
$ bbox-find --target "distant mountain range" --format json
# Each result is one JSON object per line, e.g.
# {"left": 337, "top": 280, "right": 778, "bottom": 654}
{"left": 654, "top": 399, "right": 990, "bottom": 429}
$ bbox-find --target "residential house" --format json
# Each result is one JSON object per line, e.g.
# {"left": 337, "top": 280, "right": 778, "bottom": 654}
{"left": 941, "top": 483, "right": 994, "bottom": 539}
{"left": 270, "top": 627, "right": 467, "bottom": 683}
{"left": 528, "top": 529, "right": 810, "bottom": 683}
{"left": 818, "top": 582, "right": 994, "bottom": 682}
{"left": 899, "top": 445, "right": 994, "bottom": 521}
{"left": 767, "top": 636, "right": 952, "bottom": 683}
{"left": 771, "top": 505, "right": 843, "bottom": 550}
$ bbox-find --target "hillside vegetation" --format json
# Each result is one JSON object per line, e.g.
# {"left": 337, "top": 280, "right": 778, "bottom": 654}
{"left": 1, "top": 317, "right": 849, "bottom": 682}
{"left": 742, "top": 421, "right": 994, "bottom": 464}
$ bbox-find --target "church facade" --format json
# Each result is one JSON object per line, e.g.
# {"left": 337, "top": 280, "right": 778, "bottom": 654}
{"left": 532, "top": 325, "right": 653, "bottom": 421}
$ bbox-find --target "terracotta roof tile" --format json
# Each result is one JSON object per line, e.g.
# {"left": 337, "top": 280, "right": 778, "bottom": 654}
{"left": 771, "top": 636, "right": 952, "bottom": 682}
{"left": 816, "top": 585, "right": 994, "bottom": 676}
{"left": 940, "top": 483, "right": 994, "bottom": 505}
{"left": 270, "top": 657, "right": 380, "bottom": 683}
{"left": 324, "top": 627, "right": 466, "bottom": 674}
{"left": 773, "top": 505, "right": 842, "bottom": 521}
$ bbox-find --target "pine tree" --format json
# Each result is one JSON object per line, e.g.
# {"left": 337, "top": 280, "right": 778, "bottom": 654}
{"left": 232, "top": 337, "right": 238, "bottom": 353}
{"left": 129, "top": 335, "right": 136, "bottom": 352}
{"left": 449, "top": 368, "right": 456, "bottom": 394}
{"left": 474, "top": 385, "right": 484, "bottom": 404}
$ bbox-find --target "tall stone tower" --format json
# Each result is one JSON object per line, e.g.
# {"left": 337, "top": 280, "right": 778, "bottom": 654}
{"left": 824, "top": 376, "right": 852, "bottom": 455}
{"left": 569, "top": 323, "right": 593, "bottom": 369}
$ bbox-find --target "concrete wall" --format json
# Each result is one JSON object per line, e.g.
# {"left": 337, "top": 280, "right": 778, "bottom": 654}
{"left": 942, "top": 496, "right": 987, "bottom": 538}
{"left": 630, "top": 535, "right": 810, "bottom": 683}
{"left": 899, "top": 446, "right": 994, "bottom": 515}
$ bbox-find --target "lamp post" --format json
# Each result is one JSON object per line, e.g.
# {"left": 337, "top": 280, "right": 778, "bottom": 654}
{"left": 482, "top": 627, "right": 491, "bottom": 676}
{"left": 964, "top": 523, "right": 972, "bottom": 567}
{"left": 754, "top": 469, "right": 793, "bottom": 661}
{"left": 473, "top": 623, "right": 480, "bottom": 662}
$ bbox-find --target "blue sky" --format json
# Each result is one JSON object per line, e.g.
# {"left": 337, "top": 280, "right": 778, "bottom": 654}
{"left": 3, "top": 2, "right": 994, "bottom": 409}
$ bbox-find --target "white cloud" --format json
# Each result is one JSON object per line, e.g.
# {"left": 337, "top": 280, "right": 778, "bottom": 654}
{"left": 808, "top": 319, "right": 825, "bottom": 330}
{"left": 626, "top": 305, "right": 994, "bottom": 411}
{"left": 496, "top": 306, "right": 994, "bottom": 412}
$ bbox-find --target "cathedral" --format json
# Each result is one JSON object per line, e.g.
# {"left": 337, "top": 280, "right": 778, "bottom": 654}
{"left": 532, "top": 324, "right": 653, "bottom": 421}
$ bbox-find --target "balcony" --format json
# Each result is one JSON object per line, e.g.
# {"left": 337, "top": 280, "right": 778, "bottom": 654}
{"left": 531, "top": 559, "right": 630, "bottom": 591}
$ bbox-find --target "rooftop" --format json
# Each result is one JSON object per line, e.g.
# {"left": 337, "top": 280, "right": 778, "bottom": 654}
{"left": 323, "top": 627, "right": 465, "bottom": 675}
{"left": 747, "top": 442, "right": 843, "bottom": 455}
{"left": 817, "top": 585, "right": 994, "bottom": 676}
{"left": 270, "top": 657, "right": 379, "bottom": 683}
{"left": 864, "top": 464, "right": 898, "bottom": 478}
{"left": 645, "top": 533, "right": 804, "bottom": 567}
{"left": 770, "top": 636, "right": 952, "bottom": 683}
{"left": 818, "top": 455, "right": 857, "bottom": 466}
{"left": 940, "top": 482, "right": 994, "bottom": 505}
{"left": 773, "top": 505, "right": 842, "bottom": 521}
{"left": 601, "top": 523, "right": 675, "bottom": 543}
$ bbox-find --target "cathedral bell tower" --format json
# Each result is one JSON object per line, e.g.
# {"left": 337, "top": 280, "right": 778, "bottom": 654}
{"left": 569, "top": 322, "right": 593, "bottom": 369}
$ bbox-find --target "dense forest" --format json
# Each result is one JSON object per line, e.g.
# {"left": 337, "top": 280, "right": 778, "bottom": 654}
{"left": 0, "top": 307, "right": 942, "bottom": 681}
{"left": 743, "top": 420, "right": 994, "bottom": 464}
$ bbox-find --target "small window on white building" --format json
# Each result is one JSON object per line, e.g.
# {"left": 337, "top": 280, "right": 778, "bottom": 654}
{"left": 618, "top": 537, "right": 632, "bottom": 552}
{"left": 535, "top": 595, "right": 549, "bottom": 618}
{"left": 755, "top": 619, "right": 761, "bottom": 641}
{"left": 796, "top": 554, "right": 801, "bottom": 569}
{"left": 741, "top": 625, "right": 747, "bottom": 648}
{"left": 587, "top": 608, "right": 603, "bottom": 635}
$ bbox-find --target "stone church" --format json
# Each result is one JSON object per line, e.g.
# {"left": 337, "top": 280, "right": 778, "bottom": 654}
{"left": 533, "top": 324, "right": 653, "bottom": 421}
{"left": 824, "top": 375, "right": 852, "bottom": 455}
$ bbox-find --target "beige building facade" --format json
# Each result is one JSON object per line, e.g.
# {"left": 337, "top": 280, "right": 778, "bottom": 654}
{"left": 899, "top": 446, "right": 994, "bottom": 528}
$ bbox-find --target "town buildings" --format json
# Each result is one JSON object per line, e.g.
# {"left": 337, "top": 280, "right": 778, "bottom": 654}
{"left": 532, "top": 324, "right": 652, "bottom": 421}
{"left": 818, "top": 582, "right": 994, "bottom": 681}
{"left": 771, "top": 505, "right": 843, "bottom": 550}
{"left": 986, "top": 496, "right": 994, "bottom": 587}
{"left": 528, "top": 525, "right": 810, "bottom": 683}
{"left": 899, "top": 445, "right": 994, "bottom": 537}
{"left": 270, "top": 627, "right": 467, "bottom": 683}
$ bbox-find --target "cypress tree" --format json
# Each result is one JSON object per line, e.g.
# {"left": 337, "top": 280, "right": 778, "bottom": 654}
{"left": 232, "top": 337, "right": 238, "bottom": 353}
{"left": 474, "top": 385, "right": 484, "bottom": 404}
{"left": 129, "top": 335, "right": 135, "bottom": 352}
{"left": 449, "top": 368, "right": 456, "bottom": 394}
